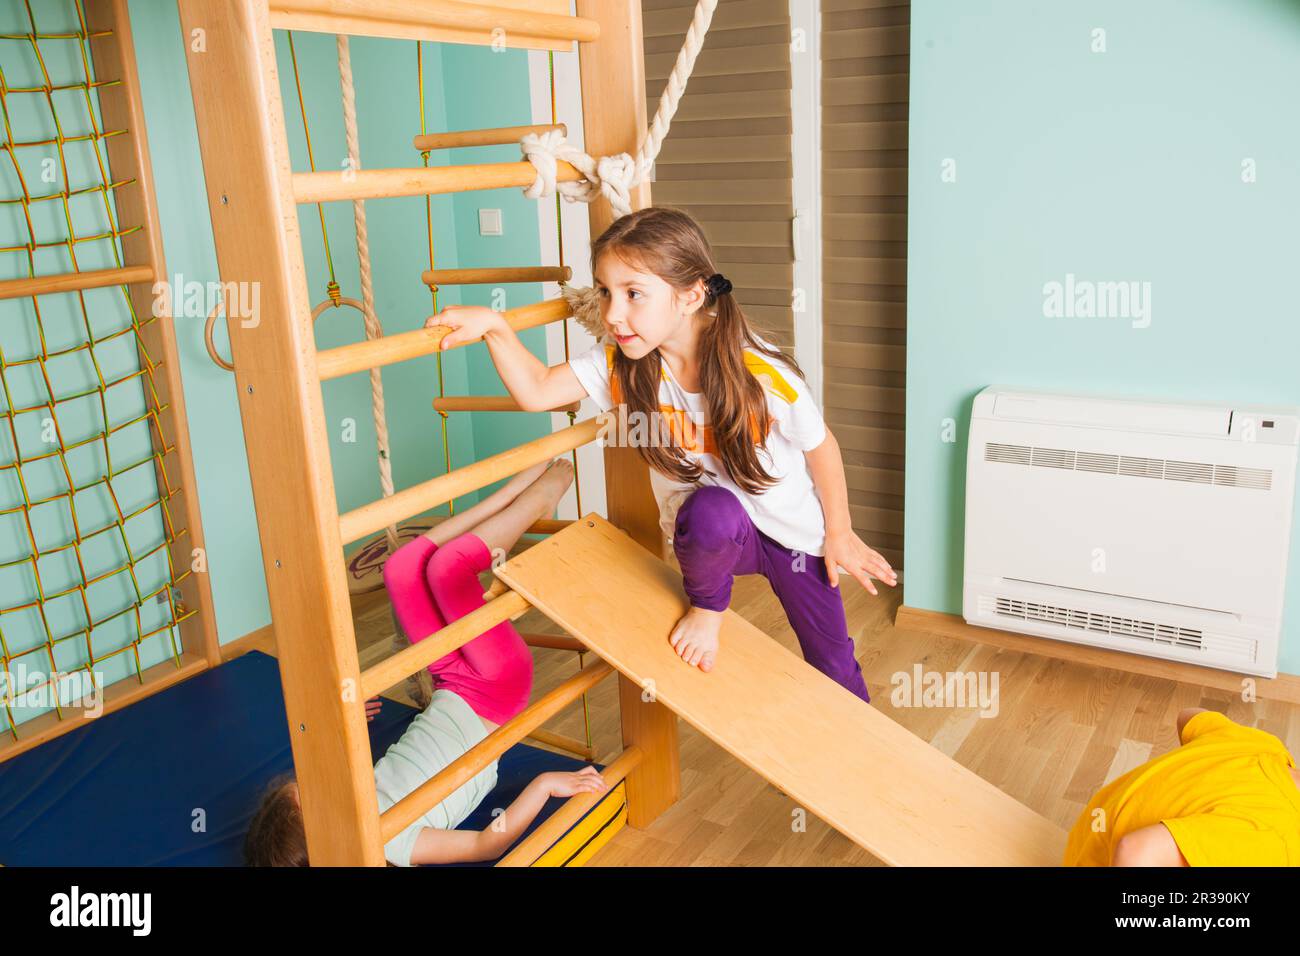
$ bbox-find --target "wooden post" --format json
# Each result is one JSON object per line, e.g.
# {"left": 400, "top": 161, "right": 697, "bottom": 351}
{"left": 575, "top": 0, "right": 680, "bottom": 828}
{"left": 177, "top": 0, "right": 383, "bottom": 865}
{"left": 85, "top": 0, "right": 219, "bottom": 667}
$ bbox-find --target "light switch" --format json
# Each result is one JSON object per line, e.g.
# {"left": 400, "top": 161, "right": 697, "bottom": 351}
{"left": 479, "top": 208, "right": 503, "bottom": 236}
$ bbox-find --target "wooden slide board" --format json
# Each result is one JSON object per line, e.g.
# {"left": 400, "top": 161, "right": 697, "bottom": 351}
{"left": 495, "top": 515, "right": 1068, "bottom": 867}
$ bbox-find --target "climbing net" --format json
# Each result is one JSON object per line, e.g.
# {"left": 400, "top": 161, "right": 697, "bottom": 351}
{"left": 0, "top": 0, "right": 195, "bottom": 737}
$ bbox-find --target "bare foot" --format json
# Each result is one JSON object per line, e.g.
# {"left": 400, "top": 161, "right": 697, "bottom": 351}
{"left": 668, "top": 605, "right": 722, "bottom": 671}
{"left": 423, "top": 460, "right": 549, "bottom": 547}
{"left": 469, "top": 458, "right": 575, "bottom": 558}
{"left": 512, "top": 457, "right": 575, "bottom": 524}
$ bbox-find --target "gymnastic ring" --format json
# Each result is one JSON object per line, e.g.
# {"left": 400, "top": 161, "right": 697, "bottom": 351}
{"left": 310, "top": 295, "right": 368, "bottom": 324}
{"left": 204, "top": 295, "right": 369, "bottom": 372}
{"left": 203, "top": 300, "right": 235, "bottom": 372}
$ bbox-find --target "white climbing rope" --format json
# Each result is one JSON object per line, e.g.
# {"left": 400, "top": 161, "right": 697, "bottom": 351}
{"left": 521, "top": 0, "right": 718, "bottom": 218}
{"left": 337, "top": 34, "right": 399, "bottom": 553}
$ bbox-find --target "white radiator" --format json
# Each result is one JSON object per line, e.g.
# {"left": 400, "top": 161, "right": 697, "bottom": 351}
{"left": 963, "top": 386, "right": 1299, "bottom": 677}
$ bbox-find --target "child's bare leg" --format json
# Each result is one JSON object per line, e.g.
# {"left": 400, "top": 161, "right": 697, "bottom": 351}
{"left": 465, "top": 458, "right": 574, "bottom": 561}
{"left": 421, "top": 461, "right": 549, "bottom": 548}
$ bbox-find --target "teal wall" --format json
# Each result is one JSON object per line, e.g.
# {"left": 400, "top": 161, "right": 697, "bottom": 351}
{"left": 905, "top": 0, "right": 1300, "bottom": 673}
{"left": 37, "top": 1, "right": 551, "bottom": 663}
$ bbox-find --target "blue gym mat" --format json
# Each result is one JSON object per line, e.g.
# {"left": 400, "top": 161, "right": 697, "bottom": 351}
{"left": 0, "top": 650, "right": 609, "bottom": 866}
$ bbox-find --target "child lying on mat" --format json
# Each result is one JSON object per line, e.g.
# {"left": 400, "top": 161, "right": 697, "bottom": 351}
{"left": 1064, "top": 708, "right": 1300, "bottom": 866}
{"left": 245, "top": 459, "right": 607, "bottom": 867}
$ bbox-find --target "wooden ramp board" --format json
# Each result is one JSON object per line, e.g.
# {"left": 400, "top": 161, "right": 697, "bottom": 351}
{"left": 495, "top": 515, "right": 1068, "bottom": 867}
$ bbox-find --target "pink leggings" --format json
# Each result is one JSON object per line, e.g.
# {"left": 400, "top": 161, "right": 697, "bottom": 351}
{"left": 381, "top": 532, "right": 532, "bottom": 725}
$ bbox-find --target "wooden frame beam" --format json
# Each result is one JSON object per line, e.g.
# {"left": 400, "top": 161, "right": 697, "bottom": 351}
{"left": 179, "top": 0, "right": 384, "bottom": 866}
{"left": 86, "top": 0, "right": 219, "bottom": 667}
{"left": 268, "top": 0, "right": 598, "bottom": 50}
{"left": 574, "top": 0, "right": 679, "bottom": 832}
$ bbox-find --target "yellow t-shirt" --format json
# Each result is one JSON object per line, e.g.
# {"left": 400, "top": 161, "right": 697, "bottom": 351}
{"left": 1064, "top": 710, "right": 1300, "bottom": 866}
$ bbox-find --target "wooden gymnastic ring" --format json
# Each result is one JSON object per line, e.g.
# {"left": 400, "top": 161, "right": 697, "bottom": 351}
{"left": 203, "top": 300, "right": 234, "bottom": 372}
{"left": 310, "top": 295, "right": 367, "bottom": 323}
{"left": 204, "top": 295, "right": 369, "bottom": 372}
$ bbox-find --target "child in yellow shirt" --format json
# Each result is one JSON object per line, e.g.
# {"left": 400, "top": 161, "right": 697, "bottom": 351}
{"left": 1065, "top": 708, "right": 1300, "bottom": 866}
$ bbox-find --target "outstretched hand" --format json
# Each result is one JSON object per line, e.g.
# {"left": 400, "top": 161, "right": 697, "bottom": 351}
{"left": 823, "top": 527, "right": 897, "bottom": 595}
{"left": 425, "top": 304, "right": 504, "bottom": 351}
{"left": 542, "top": 766, "right": 609, "bottom": 799}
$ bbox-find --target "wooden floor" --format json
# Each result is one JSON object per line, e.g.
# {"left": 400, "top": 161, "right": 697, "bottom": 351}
{"left": 350, "top": 538, "right": 1300, "bottom": 867}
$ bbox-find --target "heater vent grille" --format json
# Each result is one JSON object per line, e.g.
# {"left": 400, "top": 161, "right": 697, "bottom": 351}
{"left": 975, "top": 594, "right": 1259, "bottom": 665}
{"left": 982, "top": 595, "right": 1204, "bottom": 648}
{"left": 984, "top": 443, "right": 1271, "bottom": 491}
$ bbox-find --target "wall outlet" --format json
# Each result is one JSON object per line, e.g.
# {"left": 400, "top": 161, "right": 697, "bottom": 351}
{"left": 479, "top": 208, "right": 503, "bottom": 236}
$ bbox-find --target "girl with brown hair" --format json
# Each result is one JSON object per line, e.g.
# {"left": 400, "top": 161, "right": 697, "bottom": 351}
{"left": 429, "top": 206, "right": 895, "bottom": 702}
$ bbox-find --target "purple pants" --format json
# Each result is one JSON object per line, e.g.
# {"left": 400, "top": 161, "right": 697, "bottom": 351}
{"left": 672, "top": 485, "right": 871, "bottom": 703}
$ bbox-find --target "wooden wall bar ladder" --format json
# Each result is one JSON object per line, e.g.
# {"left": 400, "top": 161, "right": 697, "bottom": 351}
{"left": 179, "top": 0, "right": 674, "bottom": 865}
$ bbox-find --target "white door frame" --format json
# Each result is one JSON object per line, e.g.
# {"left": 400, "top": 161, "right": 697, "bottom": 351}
{"left": 528, "top": 45, "right": 604, "bottom": 521}
{"left": 789, "top": 0, "right": 824, "bottom": 407}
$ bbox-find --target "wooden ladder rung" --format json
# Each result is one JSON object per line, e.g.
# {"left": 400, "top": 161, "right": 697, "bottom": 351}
{"left": 361, "top": 588, "right": 532, "bottom": 699}
{"left": 524, "top": 518, "right": 573, "bottom": 536}
{"left": 317, "top": 297, "right": 570, "bottom": 382}
{"left": 525, "top": 727, "right": 594, "bottom": 761}
{"left": 496, "top": 746, "right": 642, "bottom": 867}
{"left": 423, "top": 266, "right": 571, "bottom": 287}
{"left": 292, "top": 160, "right": 583, "bottom": 205}
{"left": 269, "top": 0, "right": 600, "bottom": 49}
{"left": 339, "top": 418, "right": 602, "bottom": 544}
{"left": 482, "top": 578, "right": 511, "bottom": 601}
{"left": 414, "top": 123, "right": 566, "bottom": 152}
{"left": 380, "top": 658, "right": 613, "bottom": 844}
{"left": 521, "top": 631, "right": 587, "bottom": 653}
{"left": 433, "top": 395, "right": 581, "bottom": 414}
{"left": 0, "top": 264, "right": 154, "bottom": 301}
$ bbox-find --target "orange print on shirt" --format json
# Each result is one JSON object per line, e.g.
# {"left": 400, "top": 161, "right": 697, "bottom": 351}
{"left": 604, "top": 345, "right": 796, "bottom": 451}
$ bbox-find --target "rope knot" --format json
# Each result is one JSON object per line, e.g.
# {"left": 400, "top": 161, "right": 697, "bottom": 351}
{"left": 520, "top": 129, "right": 643, "bottom": 219}
{"left": 515, "top": 0, "right": 719, "bottom": 221}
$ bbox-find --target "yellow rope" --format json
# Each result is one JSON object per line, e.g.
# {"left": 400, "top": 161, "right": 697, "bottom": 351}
{"left": 286, "top": 32, "right": 341, "bottom": 306}
{"left": 418, "top": 40, "right": 455, "bottom": 517}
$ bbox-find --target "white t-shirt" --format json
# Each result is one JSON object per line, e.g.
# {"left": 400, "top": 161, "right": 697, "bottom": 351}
{"left": 567, "top": 335, "right": 830, "bottom": 557}
{"left": 373, "top": 689, "right": 498, "bottom": 867}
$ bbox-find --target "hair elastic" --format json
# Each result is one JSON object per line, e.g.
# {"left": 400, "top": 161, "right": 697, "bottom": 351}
{"left": 705, "top": 272, "right": 732, "bottom": 298}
